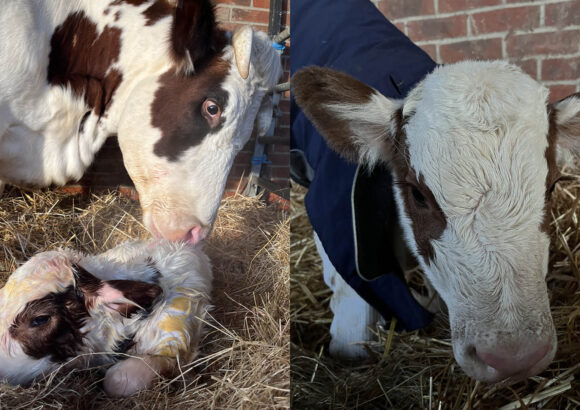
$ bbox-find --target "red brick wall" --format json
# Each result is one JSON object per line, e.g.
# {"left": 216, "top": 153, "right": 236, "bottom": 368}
{"left": 374, "top": 0, "right": 580, "bottom": 102}
{"left": 76, "top": 0, "right": 290, "bottom": 197}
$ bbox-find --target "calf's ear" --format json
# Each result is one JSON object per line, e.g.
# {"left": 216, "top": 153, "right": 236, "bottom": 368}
{"left": 292, "top": 66, "right": 403, "bottom": 167}
{"left": 73, "top": 264, "right": 162, "bottom": 318}
{"left": 551, "top": 93, "right": 580, "bottom": 162}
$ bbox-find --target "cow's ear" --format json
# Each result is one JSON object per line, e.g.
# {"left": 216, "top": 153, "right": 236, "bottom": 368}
{"left": 551, "top": 93, "right": 580, "bottom": 162}
{"left": 171, "top": 0, "right": 222, "bottom": 73}
{"left": 292, "top": 66, "right": 403, "bottom": 168}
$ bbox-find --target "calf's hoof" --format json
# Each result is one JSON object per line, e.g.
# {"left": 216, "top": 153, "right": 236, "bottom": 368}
{"left": 103, "top": 358, "right": 158, "bottom": 397}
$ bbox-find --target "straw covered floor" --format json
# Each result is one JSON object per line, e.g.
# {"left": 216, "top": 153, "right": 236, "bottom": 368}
{"left": 291, "top": 173, "right": 580, "bottom": 409}
{"left": 0, "top": 187, "right": 289, "bottom": 409}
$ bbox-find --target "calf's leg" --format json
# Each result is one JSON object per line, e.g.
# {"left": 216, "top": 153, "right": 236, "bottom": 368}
{"left": 103, "top": 355, "right": 176, "bottom": 397}
{"left": 314, "top": 233, "right": 381, "bottom": 360}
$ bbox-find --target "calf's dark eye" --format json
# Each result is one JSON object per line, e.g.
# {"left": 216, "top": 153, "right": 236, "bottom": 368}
{"left": 30, "top": 315, "right": 51, "bottom": 328}
{"left": 411, "top": 186, "right": 427, "bottom": 207}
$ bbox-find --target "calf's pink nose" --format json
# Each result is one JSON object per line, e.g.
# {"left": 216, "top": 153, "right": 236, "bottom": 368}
{"left": 476, "top": 343, "right": 550, "bottom": 377}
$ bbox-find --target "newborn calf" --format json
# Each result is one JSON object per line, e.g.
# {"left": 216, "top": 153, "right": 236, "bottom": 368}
{"left": 0, "top": 240, "right": 212, "bottom": 397}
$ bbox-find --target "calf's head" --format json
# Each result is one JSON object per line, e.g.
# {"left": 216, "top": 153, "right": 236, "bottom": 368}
{"left": 118, "top": 21, "right": 282, "bottom": 244}
{"left": 0, "top": 252, "right": 161, "bottom": 385}
{"left": 292, "top": 61, "right": 580, "bottom": 382}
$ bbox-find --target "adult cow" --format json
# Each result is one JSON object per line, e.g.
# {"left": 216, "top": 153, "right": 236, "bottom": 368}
{"left": 291, "top": 0, "right": 580, "bottom": 383}
{"left": 0, "top": 0, "right": 282, "bottom": 244}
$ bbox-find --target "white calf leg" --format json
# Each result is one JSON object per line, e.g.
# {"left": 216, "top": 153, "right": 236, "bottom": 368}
{"left": 314, "top": 232, "right": 381, "bottom": 360}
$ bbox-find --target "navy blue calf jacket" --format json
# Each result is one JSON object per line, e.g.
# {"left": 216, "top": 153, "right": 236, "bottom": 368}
{"left": 291, "top": 0, "right": 436, "bottom": 330}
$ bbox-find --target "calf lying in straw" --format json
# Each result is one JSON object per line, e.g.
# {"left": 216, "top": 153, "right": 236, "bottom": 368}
{"left": 0, "top": 240, "right": 212, "bottom": 397}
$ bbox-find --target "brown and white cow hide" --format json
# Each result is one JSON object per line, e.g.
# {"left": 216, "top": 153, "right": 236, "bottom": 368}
{"left": 0, "top": 0, "right": 282, "bottom": 244}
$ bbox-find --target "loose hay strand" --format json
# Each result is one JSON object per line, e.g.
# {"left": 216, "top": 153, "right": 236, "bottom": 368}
{"left": 0, "top": 187, "right": 289, "bottom": 409}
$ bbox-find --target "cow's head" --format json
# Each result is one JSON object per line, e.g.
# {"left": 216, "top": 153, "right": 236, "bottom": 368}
{"left": 116, "top": 8, "right": 282, "bottom": 244}
{"left": 292, "top": 61, "right": 580, "bottom": 382}
{"left": 0, "top": 252, "right": 161, "bottom": 385}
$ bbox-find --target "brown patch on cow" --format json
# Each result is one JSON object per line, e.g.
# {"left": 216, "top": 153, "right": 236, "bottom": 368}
{"left": 111, "top": 0, "right": 148, "bottom": 6}
{"left": 104, "top": 8, "right": 110, "bottom": 15}
{"left": 143, "top": 1, "right": 172, "bottom": 26}
{"left": 48, "top": 12, "right": 123, "bottom": 117}
{"left": 291, "top": 67, "right": 378, "bottom": 162}
{"left": 9, "top": 287, "right": 89, "bottom": 362}
{"left": 73, "top": 263, "right": 161, "bottom": 317}
{"left": 389, "top": 109, "right": 447, "bottom": 262}
{"left": 151, "top": 57, "right": 230, "bottom": 161}
{"left": 114, "top": 10, "right": 121, "bottom": 21}
{"left": 542, "top": 107, "right": 565, "bottom": 233}
{"left": 72, "top": 263, "right": 104, "bottom": 310}
{"left": 293, "top": 66, "right": 447, "bottom": 262}
{"left": 106, "top": 280, "right": 163, "bottom": 317}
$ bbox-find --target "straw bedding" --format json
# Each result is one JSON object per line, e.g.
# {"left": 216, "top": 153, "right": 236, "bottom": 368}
{"left": 291, "top": 174, "right": 580, "bottom": 409}
{"left": 0, "top": 187, "right": 289, "bottom": 409}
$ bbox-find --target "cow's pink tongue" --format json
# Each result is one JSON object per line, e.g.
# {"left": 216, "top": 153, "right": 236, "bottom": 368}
{"left": 186, "top": 226, "right": 208, "bottom": 245}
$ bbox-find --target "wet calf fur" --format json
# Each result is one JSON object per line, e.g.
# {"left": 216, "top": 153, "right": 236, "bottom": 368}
{"left": 292, "top": 62, "right": 580, "bottom": 382}
{"left": 0, "top": 240, "right": 212, "bottom": 397}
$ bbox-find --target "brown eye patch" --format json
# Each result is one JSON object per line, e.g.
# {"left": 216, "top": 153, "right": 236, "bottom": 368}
{"left": 9, "top": 287, "right": 89, "bottom": 362}
{"left": 152, "top": 60, "right": 230, "bottom": 162}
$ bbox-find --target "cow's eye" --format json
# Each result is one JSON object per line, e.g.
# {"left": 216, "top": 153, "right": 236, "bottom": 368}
{"left": 207, "top": 104, "right": 219, "bottom": 115}
{"left": 411, "top": 186, "right": 427, "bottom": 207}
{"left": 202, "top": 99, "right": 221, "bottom": 128}
{"left": 30, "top": 315, "right": 51, "bottom": 328}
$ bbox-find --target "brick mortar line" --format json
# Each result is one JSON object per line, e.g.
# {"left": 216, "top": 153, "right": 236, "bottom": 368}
{"left": 215, "top": 4, "right": 289, "bottom": 14}
{"left": 542, "top": 80, "right": 580, "bottom": 85}
{"left": 389, "top": 0, "right": 574, "bottom": 24}
{"left": 416, "top": 33, "right": 503, "bottom": 45}
{"left": 414, "top": 26, "right": 580, "bottom": 46}
{"left": 467, "top": 15, "right": 472, "bottom": 37}
{"left": 523, "top": 51, "right": 580, "bottom": 60}
{"left": 215, "top": 4, "right": 271, "bottom": 12}
{"left": 501, "top": 36, "right": 507, "bottom": 59}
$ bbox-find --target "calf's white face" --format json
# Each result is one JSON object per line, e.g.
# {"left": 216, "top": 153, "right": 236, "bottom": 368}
{"left": 292, "top": 61, "right": 580, "bottom": 382}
